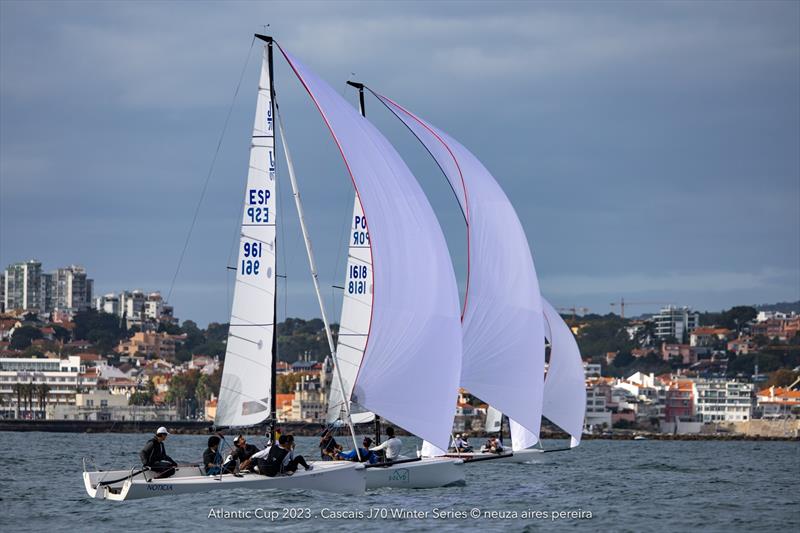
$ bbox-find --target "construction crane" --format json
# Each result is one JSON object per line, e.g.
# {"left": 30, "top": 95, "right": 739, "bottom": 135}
{"left": 556, "top": 306, "right": 590, "bottom": 323}
{"left": 609, "top": 298, "right": 673, "bottom": 319}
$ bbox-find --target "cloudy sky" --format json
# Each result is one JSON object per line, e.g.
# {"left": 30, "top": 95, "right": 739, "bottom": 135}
{"left": 1, "top": 1, "right": 798, "bottom": 326}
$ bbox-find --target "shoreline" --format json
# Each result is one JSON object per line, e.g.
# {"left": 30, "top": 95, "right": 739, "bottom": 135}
{"left": 0, "top": 420, "right": 796, "bottom": 441}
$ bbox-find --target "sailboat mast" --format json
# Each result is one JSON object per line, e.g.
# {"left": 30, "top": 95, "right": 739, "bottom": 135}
{"left": 346, "top": 80, "right": 382, "bottom": 447}
{"left": 266, "top": 37, "right": 279, "bottom": 444}
{"left": 273, "top": 100, "right": 362, "bottom": 461}
{"left": 254, "top": 34, "right": 280, "bottom": 443}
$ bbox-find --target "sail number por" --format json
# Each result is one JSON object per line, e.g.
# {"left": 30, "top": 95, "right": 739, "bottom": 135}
{"left": 353, "top": 215, "right": 369, "bottom": 245}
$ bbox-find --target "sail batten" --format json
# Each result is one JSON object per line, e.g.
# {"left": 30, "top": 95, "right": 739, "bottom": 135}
{"left": 215, "top": 48, "right": 277, "bottom": 428}
{"left": 277, "top": 46, "right": 462, "bottom": 452}
{"left": 373, "top": 91, "right": 545, "bottom": 442}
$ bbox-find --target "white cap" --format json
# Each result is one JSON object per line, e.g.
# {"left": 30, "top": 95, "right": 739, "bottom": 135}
{"left": 156, "top": 426, "right": 169, "bottom": 435}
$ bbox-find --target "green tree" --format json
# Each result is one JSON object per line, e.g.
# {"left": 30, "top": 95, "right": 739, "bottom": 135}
{"left": 719, "top": 306, "right": 757, "bottom": 330}
{"left": 73, "top": 309, "right": 124, "bottom": 342}
{"left": 10, "top": 326, "right": 43, "bottom": 350}
{"left": 277, "top": 372, "right": 303, "bottom": 394}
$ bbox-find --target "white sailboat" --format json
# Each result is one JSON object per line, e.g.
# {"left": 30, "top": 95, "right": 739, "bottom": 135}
{"left": 275, "top": 46, "right": 466, "bottom": 490}
{"left": 83, "top": 36, "right": 367, "bottom": 501}
{"left": 316, "top": 85, "right": 464, "bottom": 489}
{"left": 453, "top": 299, "right": 587, "bottom": 463}
{"left": 360, "top": 90, "right": 547, "bottom": 461}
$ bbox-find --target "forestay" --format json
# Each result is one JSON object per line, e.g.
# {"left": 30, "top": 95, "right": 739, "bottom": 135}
{"left": 277, "top": 46, "right": 462, "bottom": 452}
{"left": 326, "top": 199, "right": 374, "bottom": 425}
{"left": 216, "top": 48, "right": 277, "bottom": 427}
{"left": 510, "top": 298, "right": 586, "bottom": 449}
{"left": 373, "top": 93, "right": 545, "bottom": 440}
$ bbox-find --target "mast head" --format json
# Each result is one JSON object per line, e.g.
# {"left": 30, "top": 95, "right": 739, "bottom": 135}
{"left": 346, "top": 81, "right": 364, "bottom": 90}
{"left": 255, "top": 34, "right": 273, "bottom": 44}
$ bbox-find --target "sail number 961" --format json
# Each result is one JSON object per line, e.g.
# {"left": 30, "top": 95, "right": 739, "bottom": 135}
{"left": 241, "top": 241, "right": 262, "bottom": 276}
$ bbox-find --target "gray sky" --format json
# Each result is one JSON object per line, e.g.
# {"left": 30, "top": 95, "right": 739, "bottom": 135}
{"left": 1, "top": 0, "right": 798, "bottom": 326}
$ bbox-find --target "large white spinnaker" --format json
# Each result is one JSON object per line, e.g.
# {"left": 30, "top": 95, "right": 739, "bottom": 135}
{"left": 510, "top": 299, "right": 586, "bottom": 448}
{"left": 215, "top": 48, "right": 277, "bottom": 428}
{"left": 326, "top": 199, "right": 374, "bottom": 425}
{"left": 277, "top": 46, "right": 462, "bottom": 452}
{"left": 373, "top": 93, "right": 545, "bottom": 442}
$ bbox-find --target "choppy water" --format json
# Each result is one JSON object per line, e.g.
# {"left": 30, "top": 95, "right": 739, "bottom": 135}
{"left": 1, "top": 431, "right": 797, "bottom": 532}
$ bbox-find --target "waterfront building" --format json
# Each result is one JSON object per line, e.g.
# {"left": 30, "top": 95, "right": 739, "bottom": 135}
{"left": 664, "top": 379, "right": 694, "bottom": 422}
{"left": 46, "top": 390, "right": 178, "bottom": 421}
{"left": 3, "top": 260, "right": 44, "bottom": 312}
{"left": 290, "top": 374, "right": 327, "bottom": 423}
{"left": 0, "top": 355, "right": 97, "bottom": 419}
{"left": 585, "top": 378, "right": 613, "bottom": 428}
{"left": 653, "top": 306, "right": 699, "bottom": 343}
{"left": 757, "top": 386, "right": 800, "bottom": 418}
{"left": 694, "top": 379, "right": 753, "bottom": 422}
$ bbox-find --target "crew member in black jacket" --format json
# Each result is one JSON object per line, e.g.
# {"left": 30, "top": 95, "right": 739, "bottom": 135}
{"left": 139, "top": 426, "right": 178, "bottom": 478}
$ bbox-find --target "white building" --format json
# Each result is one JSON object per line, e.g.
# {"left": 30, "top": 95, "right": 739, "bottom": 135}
{"left": 47, "top": 390, "right": 178, "bottom": 421}
{"left": 653, "top": 306, "right": 699, "bottom": 343}
{"left": 0, "top": 355, "right": 96, "bottom": 419}
{"left": 51, "top": 265, "right": 92, "bottom": 313}
{"left": 694, "top": 380, "right": 753, "bottom": 422}
{"left": 3, "top": 260, "right": 44, "bottom": 312}
{"left": 585, "top": 380, "right": 612, "bottom": 428}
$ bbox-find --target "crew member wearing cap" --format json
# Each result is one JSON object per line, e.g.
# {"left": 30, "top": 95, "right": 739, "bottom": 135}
{"left": 139, "top": 426, "right": 178, "bottom": 478}
{"left": 225, "top": 435, "right": 260, "bottom": 473}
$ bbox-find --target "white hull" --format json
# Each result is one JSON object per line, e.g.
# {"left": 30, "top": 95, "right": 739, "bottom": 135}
{"left": 437, "top": 448, "right": 545, "bottom": 464}
{"left": 84, "top": 461, "right": 365, "bottom": 501}
{"left": 365, "top": 457, "right": 464, "bottom": 489}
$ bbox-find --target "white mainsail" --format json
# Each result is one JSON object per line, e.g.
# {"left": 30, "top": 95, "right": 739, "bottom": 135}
{"left": 485, "top": 405, "right": 503, "bottom": 433}
{"left": 326, "top": 199, "right": 374, "bottom": 425}
{"left": 373, "top": 93, "right": 545, "bottom": 441}
{"left": 278, "top": 47, "right": 462, "bottom": 452}
{"left": 215, "top": 49, "right": 277, "bottom": 428}
{"left": 510, "top": 298, "right": 586, "bottom": 448}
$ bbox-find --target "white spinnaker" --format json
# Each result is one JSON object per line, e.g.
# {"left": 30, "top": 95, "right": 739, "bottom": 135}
{"left": 278, "top": 46, "right": 462, "bottom": 452}
{"left": 510, "top": 299, "right": 586, "bottom": 448}
{"left": 374, "top": 93, "right": 545, "bottom": 440}
{"left": 216, "top": 48, "right": 277, "bottom": 428}
{"left": 327, "top": 199, "right": 374, "bottom": 424}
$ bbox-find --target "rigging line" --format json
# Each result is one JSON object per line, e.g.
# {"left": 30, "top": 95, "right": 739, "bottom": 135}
{"left": 166, "top": 36, "right": 256, "bottom": 305}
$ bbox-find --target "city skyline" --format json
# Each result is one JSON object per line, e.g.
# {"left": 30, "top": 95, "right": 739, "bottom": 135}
{"left": 2, "top": 1, "right": 798, "bottom": 326}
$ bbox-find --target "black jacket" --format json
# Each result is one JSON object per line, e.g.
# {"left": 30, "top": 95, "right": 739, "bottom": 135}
{"left": 139, "top": 436, "right": 176, "bottom": 467}
{"left": 259, "top": 445, "right": 289, "bottom": 477}
{"left": 232, "top": 443, "right": 259, "bottom": 463}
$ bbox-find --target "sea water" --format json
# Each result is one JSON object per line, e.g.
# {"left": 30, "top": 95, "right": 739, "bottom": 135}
{"left": 1, "top": 431, "right": 797, "bottom": 532}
